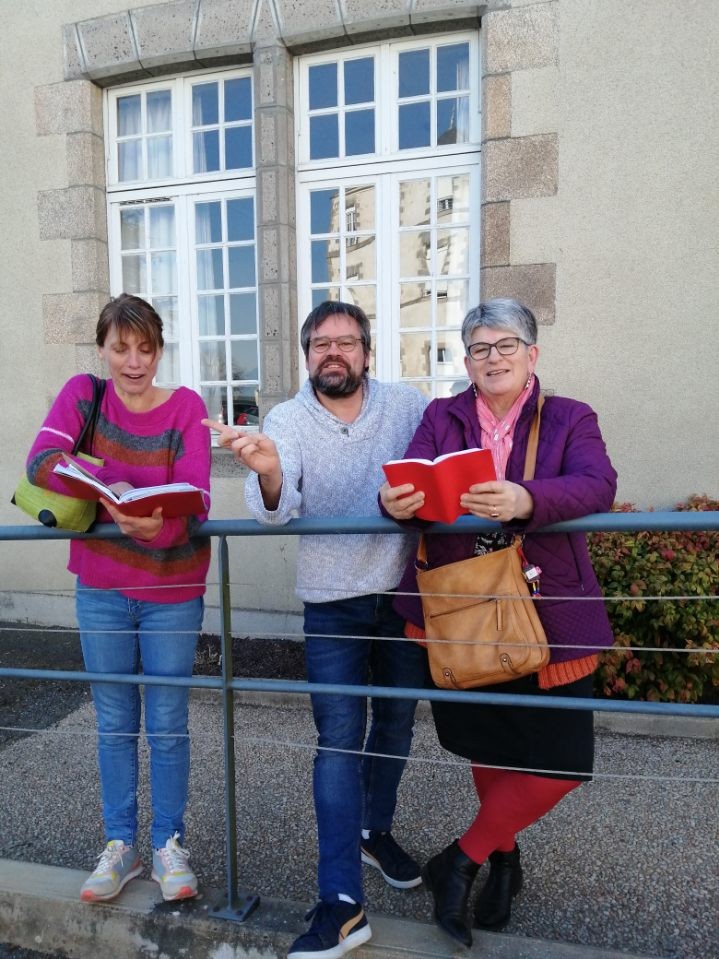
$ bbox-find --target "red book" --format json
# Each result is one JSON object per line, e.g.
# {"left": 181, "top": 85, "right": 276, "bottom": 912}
{"left": 53, "top": 459, "right": 208, "bottom": 519}
{"left": 382, "top": 447, "right": 496, "bottom": 524}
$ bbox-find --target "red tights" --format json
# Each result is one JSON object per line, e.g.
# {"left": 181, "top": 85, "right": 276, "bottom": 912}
{"left": 457, "top": 765, "right": 582, "bottom": 864}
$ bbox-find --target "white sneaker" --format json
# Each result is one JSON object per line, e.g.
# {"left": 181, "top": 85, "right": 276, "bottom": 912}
{"left": 80, "top": 840, "right": 142, "bottom": 902}
{"left": 151, "top": 833, "right": 198, "bottom": 901}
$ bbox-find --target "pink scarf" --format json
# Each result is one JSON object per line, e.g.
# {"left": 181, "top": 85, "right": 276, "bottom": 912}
{"left": 474, "top": 376, "right": 534, "bottom": 480}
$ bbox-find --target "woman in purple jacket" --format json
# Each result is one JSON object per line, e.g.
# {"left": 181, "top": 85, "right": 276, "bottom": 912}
{"left": 381, "top": 298, "right": 617, "bottom": 948}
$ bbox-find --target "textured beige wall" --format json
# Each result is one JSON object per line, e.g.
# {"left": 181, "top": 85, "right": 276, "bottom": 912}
{"left": 520, "top": 0, "right": 718, "bottom": 506}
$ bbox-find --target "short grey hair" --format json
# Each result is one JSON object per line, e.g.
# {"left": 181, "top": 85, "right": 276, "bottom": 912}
{"left": 461, "top": 298, "right": 538, "bottom": 349}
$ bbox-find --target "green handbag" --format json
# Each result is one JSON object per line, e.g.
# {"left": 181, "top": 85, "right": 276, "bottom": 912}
{"left": 12, "top": 375, "right": 106, "bottom": 532}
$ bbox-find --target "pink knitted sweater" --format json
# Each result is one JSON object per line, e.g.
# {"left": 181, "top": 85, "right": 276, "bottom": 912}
{"left": 27, "top": 374, "right": 211, "bottom": 603}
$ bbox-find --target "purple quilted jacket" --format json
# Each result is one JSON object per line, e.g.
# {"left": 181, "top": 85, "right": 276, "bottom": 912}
{"left": 392, "top": 379, "right": 618, "bottom": 665}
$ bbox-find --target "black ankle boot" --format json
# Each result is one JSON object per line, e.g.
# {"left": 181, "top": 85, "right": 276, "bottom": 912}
{"left": 473, "top": 844, "right": 523, "bottom": 931}
{"left": 422, "top": 840, "right": 479, "bottom": 947}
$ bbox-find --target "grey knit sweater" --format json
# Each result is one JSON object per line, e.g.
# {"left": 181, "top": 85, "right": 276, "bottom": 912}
{"left": 244, "top": 378, "right": 427, "bottom": 602}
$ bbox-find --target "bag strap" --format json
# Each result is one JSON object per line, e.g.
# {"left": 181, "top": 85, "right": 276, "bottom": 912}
{"left": 415, "top": 392, "right": 545, "bottom": 568}
{"left": 72, "top": 374, "right": 106, "bottom": 456}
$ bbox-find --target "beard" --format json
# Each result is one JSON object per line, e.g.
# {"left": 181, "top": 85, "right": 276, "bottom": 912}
{"left": 310, "top": 359, "right": 366, "bottom": 397}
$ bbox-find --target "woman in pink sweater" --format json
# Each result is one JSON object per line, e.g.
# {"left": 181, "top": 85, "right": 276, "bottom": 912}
{"left": 26, "top": 294, "right": 211, "bottom": 904}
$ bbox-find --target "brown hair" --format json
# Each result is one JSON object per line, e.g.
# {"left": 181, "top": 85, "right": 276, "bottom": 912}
{"left": 96, "top": 294, "right": 164, "bottom": 353}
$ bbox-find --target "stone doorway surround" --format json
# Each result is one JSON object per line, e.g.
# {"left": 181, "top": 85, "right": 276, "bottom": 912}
{"left": 34, "top": 0, "right": 559, "bottom": 415}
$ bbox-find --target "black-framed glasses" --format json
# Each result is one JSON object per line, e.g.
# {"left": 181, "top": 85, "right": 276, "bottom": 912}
{"left": 466, "top": 336, "right": 527, "bottom": 361}
{"left": 309, "top": 336, "right": 363, "bottom": 354}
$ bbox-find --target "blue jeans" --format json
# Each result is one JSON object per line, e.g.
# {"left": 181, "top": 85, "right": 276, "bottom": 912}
{"left": 76, "top": 583, "right": 202, "bottom": 850}
{"left": 303, "top": 593, "right": 427, "bottom": 903}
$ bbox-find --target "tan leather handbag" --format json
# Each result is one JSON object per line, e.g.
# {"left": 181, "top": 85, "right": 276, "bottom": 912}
{"left": 416, "top": 397, "right": 549, "bottom": 690}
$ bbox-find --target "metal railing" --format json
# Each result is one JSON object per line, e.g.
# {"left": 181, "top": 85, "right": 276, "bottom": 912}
{"left": 0, "top": 511, "right": 717, "bottom": 920}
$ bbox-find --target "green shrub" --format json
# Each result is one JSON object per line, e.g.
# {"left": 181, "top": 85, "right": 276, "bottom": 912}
{"left": 588, "top": 495, "right": 719, "bottom": 703}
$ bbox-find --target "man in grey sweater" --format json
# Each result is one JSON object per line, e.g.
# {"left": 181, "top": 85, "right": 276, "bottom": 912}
{"left": 206, "top": 301, "right": 427, "bottom": 959}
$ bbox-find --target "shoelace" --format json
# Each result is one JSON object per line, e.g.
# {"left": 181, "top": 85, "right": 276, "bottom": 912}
{"left": 157, "top": 835, "right": 190, "bottom": 873}
{"left": 95, "top": 842, "right": 128, "bottom": 873}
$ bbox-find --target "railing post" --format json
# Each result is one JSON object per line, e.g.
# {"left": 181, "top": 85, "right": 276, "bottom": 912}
{"left": 212, "top": 534, "right": 260, "bottom": 921}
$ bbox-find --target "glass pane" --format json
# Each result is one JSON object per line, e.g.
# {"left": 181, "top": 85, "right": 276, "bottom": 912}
{"left": 311, "top": 239, "right": 332, "bottom": 284}
{"left": 310, "top": 189, "right": 340, "bottom": 234}
{"left": 147, "top": 135, "right": 172, "bottom": 178}
{"left": 436, "top": 280, "right": 469, "bottom": 327}
{"left": 231, "top": 340, "right": 259, "bottom": 381}
{"left": 345, "top": 109, "right": 374, "bottom": 156}
{"left": 202, "top": 385, "right": 226, "bottom": 425}
{"left": 196, "top": 249, "right": 224, "bottom": 290}
{"left": 399, "top": 281, "right": 431, "bottom": 328}
{"left": 147, "top": 90, "right": 172, "bottom": 132}
{"left": 233, "top": 387, "right": 259, "bottom": 427}
{"left": 345, "top": 236, "right": 375, "bottom": 281}
{"left": 437, "top": 98, "right": 468, "bottom": 146}
{"left": 437, "top": 43, "right": 469, "bottom": 92}
{"left": 195, "top": 202, "right": 222, "bottom": 244}
{"left": 230, "top": 293, "right": 257, "bottom": 335}
{"left": 198, "top": 295, "right": 226, "bottom": 336}
{"left": 225, "top": 126, "right": 252, "bottom": 169}
{"left": 117, "top": 95, "right": 141, "bottom": 136}
{"left": 437, "top": 227, "right": 469, "bottom": 275}
{"left": 225, "top": 77, "right": 252, "bottom": 121}
{"left": 200, "top": 341, "right": 226, "bottom": 380}
{"left": 400, "top": 332, "right": 432, "bottom": 378}
{"left": 435, "top": 331, "right": 466, "bottom": 376}
{"left": 122, "top": 254, "right": 146, "bottom": 292}
{"left": 312, "top": 287, "right": 340, "bottom": 308}
{"left": 228, "top": 246, "right": 256, "bottom": 288}
{"left": 193, "top": 130, "right": 220, "bottom": 173}
{"left": 346, "top": 185, "right": 374, "bottom": 230}
{"left": 344, "top": 286, "right": 376, "bottom": 323}
{"left": 399, "top": 49, "right": 429, "bottom": 98}
{"left": 405, "top": 379, "right": 433, "bottom": 397}
{"left": 153, "top": 296, "right": 178, "bottom": 339}
{"left": 148, "top": 206, "right": 175, "bottom": 248}
{"left": 345, "top": 57, "right": 374, "bottom": 104}
{"left": 309, "top": 63, "right": 337, "bottom": 110}
{"left": 120, "top": 209, "right": 144, "bottom": 250}
{"left": 437, "top": 378, "right": 468, "bottom": 398}
{"left": 192, "top": 82, "right": 219, "bottom": 125}
{"left": 399, "top": 230, "right": 431, "bottom": 277}
{"left": 399, "top": 179, "right": 430, "bottom": 227}
{"left": 118, "top": 140, "right": 141, "bottom": 181}
{"left": 310, "top": 114, "right": 339, "bottom": 160}
{"left": 437, "top": 174, "right": 470, "bottom": 222}
{"left": 156, "top": 343, "right": 179, "bottom": 385}
{"left": 227, "top": 198, "right": 254, "bottom": 242}
{"left": 399, "top": 102, "right": 430, "bottom": 149}
{"left": 150, "top": 251, "right": 177, "bottom": 295}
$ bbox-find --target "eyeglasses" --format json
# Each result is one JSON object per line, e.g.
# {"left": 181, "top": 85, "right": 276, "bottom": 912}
{"left": 309, "top": 336, "right": 364, "bottom": 354}
{"left": 466, "top": 336, "right": 527, "bottom": 361}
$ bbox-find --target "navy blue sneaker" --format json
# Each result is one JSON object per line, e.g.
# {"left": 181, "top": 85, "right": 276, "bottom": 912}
{"left": 288, "top": 900, "right": 372, "bottom": 958}
{"left": 361, "top": 831, "right": 422, "bottom": 889}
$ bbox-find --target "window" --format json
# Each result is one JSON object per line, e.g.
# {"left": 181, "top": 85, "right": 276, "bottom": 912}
{"left": 296, "top": 34, "right": 480, "bottom": 397}
{"left": 106, "top": 70, "right": 259, "bottom": 431}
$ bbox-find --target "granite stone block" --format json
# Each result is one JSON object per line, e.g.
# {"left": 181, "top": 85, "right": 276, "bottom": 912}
{"left": 194, "top": 0, "right": 254, "bottom": 61}
{"left": 482, "top": 73, "right": 511, "bottom": 141}
{"left": 411, "top": 0, "right": 483, "bottom": 28}
{"left": 481, "top": 201, "right": 510, "bottom": 268}
{"left": 131, "top": 0, "right": 199, "bottom": 71}
{"left": 342, "top": 0, "right": 411, "bottom": 37}
{"left": 37, "top": 187, "right": 106, "bottom": 242}
{"left": 42, "top": 292, "right": 107, "bottom": 345}
{"left": 484, "top": 3, "right": 557, "bottom": 74}
{"left": 483, "top": 134, "right": 558, "bottom": 202}
{"left": 65, "top": 133, "right": 105, "bottom": 189}
{"left": 62, "top": 25, "right": 86, "bottom": 82}
{"left": 278, "top": 0, "right": 346, "bottom": 51}
{"left": 35, "top": 81, "right": 102, "bottom": 137}
{"left": 71, "top": 239, "right": 110, "bottom": 294}
{"left": 480, "top": 262, "right": 555, "bottom": 323}
{"left": 76, "top": 12, "right": 145, "bottom": 82}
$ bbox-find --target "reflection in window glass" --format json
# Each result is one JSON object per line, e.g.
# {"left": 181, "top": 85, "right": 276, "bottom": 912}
{"left": 345, "top": 286, "right": 376, "bottom": 322}
{"left": 399, "top": 281, "right": 431, "bottom": 328}
{"left": 399, "top": 102, "right": 430, "bottom": 150}
{"left": 193, "top": 130, "right": 220, "bottom": 173}
{"left": 197, "top": 249, "right": 224, "bottom": 290}
{"left": 436, "top": 331, "right": 466, "bottom": 376}
{"left": 437, "top": 98, "right": 469, "bottom": 145}
{"left": 399, "top": 231, "right": 431, "bottom": 277}
{"left": 157, "top": 343, "right": 179, "bottom": 385}
{"left": 309, "top": 63, "right": 337, "bottom": 110}
{"left": 154, "top": 296, "right": 178, "bottom": 339}
{"left": 233, "top": 386, "right": 259, "bottom": 426}
{"left": 231, "top": 340, "right": 259, "bottom": 381}
{"left": 345, "top": 110, "right": 375, "bottom": 156}
{"left": 117, "top": 95, "right": 141, "bottom": 136}
{"left": 195, "top": 202, "right": 222, "bottom": 244}
{"left": 225, "top": 126, "right": 252, "bottom": 170}
{"left": 437, "top": 43, "right": 469, "bottom": 93}
{"left": 119, "top": 141, "right": 141, "bottom": 182}
{"left": 193, "top": 83, "right": 219, "bottom": 126}
{"left": 399, "top": 49, "right": 430, "bottom": 98}
{"left": 225, "top": 77, "right": 252, "bottom": 121}
{"left": 150, "top": 252, "right": 177, "bottom": 294}
{"left": 436, "top": 280, "right": 469, "bottom": 326}
{"left": 310, "top": 114, "right": 339, "bottom": 160}
{"left": 400, "top": 332, "right": 431, "bottom": 378}
{"left": 311, "top": 190, "right": 339, "bottom": 234}
{"left": 121, "top": 209, "right": 144, "bottom": 249}
{"left": 230, "top": 293, "right": 257, "bottom": 335}
{"left": 345, "top": 57, "right": 374, "bottom": 105}
{"left": 399, "top": 179, "right": 430, "bottom": 228}
{"left": 122, "top": 254, "right": 145, "bottom": 292}
{"left": 311, "top": 240, "right": 332, "bottom": 284}
{"left": 437, "top": 175, "right": 470, "bottom": 221}
{"left": 345, "top": 236, "right": 376, "bottom": 281}
{"left": 200, "top": 341, "right": 227, "bottom": 380}
{"left": 312, "top": 287, "right": 341, "bottom": 308}
{"left": 227, "top": 198, "right": 254, "bottom": 242}
{"left": 228, "top": 247, "right": 256, "bottom": 289}
{"left": 436, "top": 228, "right": 469, "bottom": 275}
{"left": 198, "top": 295, "right": 226, "bottom": 336}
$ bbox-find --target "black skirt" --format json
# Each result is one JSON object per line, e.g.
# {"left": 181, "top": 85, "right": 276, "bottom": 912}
{"left": 430, "top": 672, "right": 595, "bottom": 781}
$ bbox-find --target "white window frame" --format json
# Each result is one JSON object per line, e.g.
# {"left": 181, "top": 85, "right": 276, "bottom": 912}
{"left": 295, "top": 32, "right": 481, "bottom": 395}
